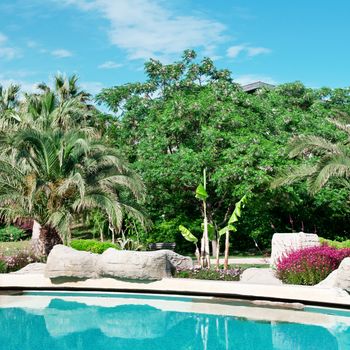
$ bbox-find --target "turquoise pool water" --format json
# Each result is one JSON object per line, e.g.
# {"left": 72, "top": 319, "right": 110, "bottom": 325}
{"left": 0, "top": 292, "right": 349, "bottom": 350}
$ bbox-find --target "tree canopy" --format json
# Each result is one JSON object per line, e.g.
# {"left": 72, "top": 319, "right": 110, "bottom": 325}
{"left": 97, "top": 50, "right": 350, "bottom": 250}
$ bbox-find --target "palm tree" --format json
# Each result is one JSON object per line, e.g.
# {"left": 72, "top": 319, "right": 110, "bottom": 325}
{"left": 0, "top": 128, "right": 146, "bottom": 255}
{"left": 0, "top": 84, "right": 21, "bottom": 129}
{"left": 272, "top": 117, "right": 350, "bottom": 194}
{"left": 38, "top": 74, "right": 91, "bottom": 103}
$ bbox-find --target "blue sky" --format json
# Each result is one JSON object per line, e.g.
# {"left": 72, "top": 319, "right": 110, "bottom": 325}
{"left": 0, "top": 0, "right": 349, "bottom": 96}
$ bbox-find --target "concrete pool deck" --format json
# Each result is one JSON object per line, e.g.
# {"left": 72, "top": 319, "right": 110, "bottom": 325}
{"left": 0, "top": 273, "right": 349, "bottom": 309}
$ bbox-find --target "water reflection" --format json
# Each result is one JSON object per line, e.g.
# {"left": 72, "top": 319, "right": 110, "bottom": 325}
{"left": 0, "top": 297, "right": 348, "bottom": 350}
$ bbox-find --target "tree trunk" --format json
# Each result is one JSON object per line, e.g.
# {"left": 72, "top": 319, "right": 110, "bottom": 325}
{"left": 215, "top": 238, "right": 220, "bottom": 271}
{"left": 31, "top": 221, "right": 62, "bottom": 256}
{"left": 211, "top": 239, "right": 217, "bottom": 258}
{"left": 224, "top": 229, "right": 230, "bottom": 271}
{"left": 203, "top": 199, "right": 211, "bottom": 268}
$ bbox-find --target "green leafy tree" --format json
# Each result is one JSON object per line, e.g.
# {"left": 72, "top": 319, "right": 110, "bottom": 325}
{"left": 97, "top": 51, "right": 350, "bottom": 248}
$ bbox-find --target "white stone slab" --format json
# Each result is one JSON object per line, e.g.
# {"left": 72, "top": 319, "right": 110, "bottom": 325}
{"left": 271, "top": 232, "right": 320, "bottom": 267}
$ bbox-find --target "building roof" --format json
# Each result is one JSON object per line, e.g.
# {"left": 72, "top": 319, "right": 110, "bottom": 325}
{"left": 241, "top": 81, "right": 275, "bottom": 93}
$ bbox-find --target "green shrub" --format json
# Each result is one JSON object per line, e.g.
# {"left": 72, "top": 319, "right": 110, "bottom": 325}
{"left": 320, "top": 237, "right": 350, "bottom": 249}
{"left": 0, "top": 226, "right": 27, "bottom": 242}
{"left": 0, "top": 258, "right": 7, "bottom": 273}
{"left": 70, "top": 239, "right": 120, "bottom": 254}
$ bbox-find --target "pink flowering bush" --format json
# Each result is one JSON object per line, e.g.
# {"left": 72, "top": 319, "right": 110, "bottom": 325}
{"left": 276, "top": 246, "right": 350, "bottom": 285}
{"left": 1, "top": 250, "right": 39, "bottom": 273}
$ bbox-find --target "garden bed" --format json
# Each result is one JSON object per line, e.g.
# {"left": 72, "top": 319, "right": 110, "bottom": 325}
{"left": 175, "top": 264, "right": 270, "bottom": 281}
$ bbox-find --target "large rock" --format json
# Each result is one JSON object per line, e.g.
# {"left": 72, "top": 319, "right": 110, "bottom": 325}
{"left": 334, "top": 257, "right": 350, "bottom": 292}
{"left": 271, "top": 232, "right": 320, "bottom": 267}
{"left": 97, "top": 249, "right": 172, "bottom": 280}
{"left": 45, "top": 245, "right": 99, "bottom": 280}
{"left": 164, "top": 250, "right": 193, "bottom": 271}
{"left": 12, "top": 263, "right": 46, "bottom": 275}
{"left": 316, "top": 258, "right": 350, "bottom": 293}
{"left": 44, "top": 245, "right": 192, "bottom": 282}
{"left": 240, "top": 268, "right": 282, "bottom": 285}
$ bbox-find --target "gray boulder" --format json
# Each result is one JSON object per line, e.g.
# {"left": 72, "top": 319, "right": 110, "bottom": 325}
{"left": 164, "top": 250, "right": 193, "bottom": 271}
{"left": 240, "top": 268, "right": 282, "bottom": 285}
{"left": 315, "top": 269, "right": 338, "bottom": 288}
{"left": 44, "top": 245, "right": 192, "bottom": 282}
{"left": 45, "top": 245, "right": 98, "bottom": 280}
{"left": 97, "top": 249, "right": 172, "bottom": 281}
{"left": 335, "top": 257, "right": 350, "bottom": 292}
{"left": 12, "top": 263, "right": 46, "bottom": 275}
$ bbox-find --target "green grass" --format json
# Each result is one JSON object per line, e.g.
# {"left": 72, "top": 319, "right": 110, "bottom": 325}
{"left": 0, "top": 241, "right": 30, "bottom": 256}
{"left": 231, "top": 263, "right": 270, "bottom": 269}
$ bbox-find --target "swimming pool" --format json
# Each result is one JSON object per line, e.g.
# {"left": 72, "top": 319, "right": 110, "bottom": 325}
{"left": 0, "top": 291, "right": 349, "bottom": 349}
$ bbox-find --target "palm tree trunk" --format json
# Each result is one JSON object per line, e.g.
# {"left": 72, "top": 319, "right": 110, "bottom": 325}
{"left": 30, "top": 220, "right": 45, "bottom": 256}
{"left": 31, "top": 221, "right": 62, "bottom": 256}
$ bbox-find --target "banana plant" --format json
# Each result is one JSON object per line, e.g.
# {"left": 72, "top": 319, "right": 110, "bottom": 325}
{"left": 218, "top": 195, "right": 248, "bottom": 270}
{"left": 195, "top": 168, "right": 211, "bottom": 268}
{"left": 179, "top": 225, "right": 200, "bottom": 265}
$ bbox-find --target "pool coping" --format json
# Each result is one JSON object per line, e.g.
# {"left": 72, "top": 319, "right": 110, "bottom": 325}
{"left": 1, "top": 273, "right": 350, "bottom": 309}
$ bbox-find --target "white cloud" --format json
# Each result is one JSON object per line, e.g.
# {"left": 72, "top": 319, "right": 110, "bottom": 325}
{"left": 227, "top": 44, "right": 271, "bottom": 59}
{"left": 227, "top": 45, "right": 245, "bottom": 58}
{"left": 80, "top": 81, "right": 104, "bottom": 95}
{"left": 51, "top": 49, "right": 73, "bottom": 58}
{"left": 0, "top": 47, "right": 19, "bottom": 60}
{"left": 27, "top": 40, "right": 39, "bottom": 48}
{"left": 98, "top": 60, "right": 123, "bottom": 69}
{"left": 0, "top": 77, "right": 39, "bottom": 94}
{"left": 234, "top": 74, "right": 277, "bottom": 86}
{"left": 246, "top": 47, "right": 271, "bottom": 57}
{"left": 61, "top": 0, "right": 226, "bottom": 60}
{"left": 0, "top": 32, "right": 20, "bottom": 60}
{"left": 0, "top": 32, "right": 7, "bottom": 44}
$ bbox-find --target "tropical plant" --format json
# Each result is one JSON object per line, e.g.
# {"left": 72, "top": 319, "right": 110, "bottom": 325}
{"left": 179, "top": 169, "right": 212, "bottom": 267}
{"left": 37, "top": 73, "right": 91, "bottom": 103}
{"left": 195, "top": 169, "right": 211, "bottom": 267}
{"left": 218, "top": 195, "right": 248, "bottom": 270}
{"left": 272, "top": 116, "right": 350, "bottom": 194}
{"left": 179, "top": 225, "right": 200, "bottom": 264}
{"left": 0, "top": 84, "right": 21, "bottom": 130}
{"left": 0, "top": 128, "right": 146, "bottom": 255}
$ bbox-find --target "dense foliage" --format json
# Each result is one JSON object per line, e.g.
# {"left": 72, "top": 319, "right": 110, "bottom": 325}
{"left": 1, "top": 52, "right": 350, "bottom": 256}
{"left": 276, "top": 246, "right": 350, "bottom": 285}
{"left": 70, "top": 239, "right": 120, "bottom": 254}
{"left": 0, "top": 226, "right": 27, "bottom": 242}
{"left": 97, "top": 50, "right": 350, "bottom": 252}
{"left": 0, "top": 75, "right": 146, "bottom": 255}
